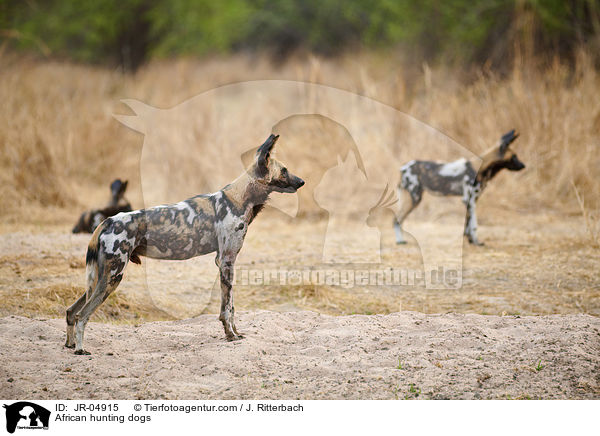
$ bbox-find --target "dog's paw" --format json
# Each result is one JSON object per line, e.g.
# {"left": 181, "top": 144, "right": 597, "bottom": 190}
{"left": 465, "top": 235, "right": 485, "bottom": 246}
{"left": 232, "top": 326, "right": 244, "bottom": 337}
{"left": 74, "top": 349, "right": 91, "bottom": 355}
{"left": 226, "top": 334, "right": 244, "bottom": 342}
{"left": 64, "top": 342, "right": 75, "bottom": 349}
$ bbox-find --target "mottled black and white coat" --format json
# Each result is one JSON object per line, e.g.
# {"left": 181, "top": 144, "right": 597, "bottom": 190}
{"left": 66, "top": 134, "right": 304, "bottom": 354}
{"left": 392, "top": 130, "right": 525, "bottom": 245}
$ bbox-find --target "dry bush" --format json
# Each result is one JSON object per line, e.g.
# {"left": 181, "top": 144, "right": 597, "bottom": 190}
{"left": 0, "top": 56, "right": 139, "bottom": 214}
{"left": 0, "top": 51, "right": 598, "bottom": 223}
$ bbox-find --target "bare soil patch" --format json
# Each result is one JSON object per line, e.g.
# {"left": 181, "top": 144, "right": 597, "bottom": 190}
{"left": 1, "top": 312, "right": 598, "bottom": 399}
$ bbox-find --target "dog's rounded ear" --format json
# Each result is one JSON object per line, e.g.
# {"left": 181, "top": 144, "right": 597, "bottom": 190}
{"left": 256, "top": 134, "right": 279, "bottom": 176}
{"left": 499, "top": 129, "right": 519, "bottom": 155}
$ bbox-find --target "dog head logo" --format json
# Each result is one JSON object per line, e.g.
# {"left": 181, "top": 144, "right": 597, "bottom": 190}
{"left": 3, "top": 402, "right": 50, "bottom": 433}
{"left": 314, "top": 151, "right": 384, "bottom": 264}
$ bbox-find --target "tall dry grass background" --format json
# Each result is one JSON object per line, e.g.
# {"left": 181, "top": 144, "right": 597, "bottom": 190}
{"left": 1, "top": 51, "right": 598, "bottom": 230}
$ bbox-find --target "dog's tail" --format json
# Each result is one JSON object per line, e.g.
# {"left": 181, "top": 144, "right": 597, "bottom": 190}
{"left": 84, "top": 220, "right": 108, "bottom": 299}
{"left": 85, "top": 221, "right": 106, "bottom": 266}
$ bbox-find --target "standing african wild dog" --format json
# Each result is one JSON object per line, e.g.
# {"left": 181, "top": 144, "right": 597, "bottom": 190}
{"left": 65, "top": 134, "right": 304, "bottom": 354}
{"left": 72, "top": 179, "right": 132, "bottom": 233}
{"left": 392, "top": 130, "right": 525, "bottom": 245}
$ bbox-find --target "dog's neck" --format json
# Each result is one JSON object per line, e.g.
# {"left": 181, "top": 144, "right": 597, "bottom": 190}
{"left": 221, "top": 170, "right": 271, "bottom": 222}
{"left": 108, "top": 196, "right": 128, "bottom": 208}
{"left": 475, "top": 159, "right": 508, "bottom": 189}
{"left": 472, "top": 146, "right": 505, "bottom": 189}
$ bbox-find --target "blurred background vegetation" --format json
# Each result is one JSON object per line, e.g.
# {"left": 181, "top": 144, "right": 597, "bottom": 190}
{"left": 1, "top": 0, "right": 599, "bottom": 71}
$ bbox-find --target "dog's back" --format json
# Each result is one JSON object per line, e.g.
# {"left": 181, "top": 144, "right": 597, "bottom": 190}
{"left": 400, "top": 158, "right": 476, "bottom": 197}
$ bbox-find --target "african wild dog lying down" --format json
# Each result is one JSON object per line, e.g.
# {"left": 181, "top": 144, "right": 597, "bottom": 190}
{"left": 391, "top": 130, "right": 525, "bottom": 245}
{"left": 66, "top": 134, "right": 304, "bottom": 354}
{"left": 72, "top": 179, "right": 132, "bottom": 233}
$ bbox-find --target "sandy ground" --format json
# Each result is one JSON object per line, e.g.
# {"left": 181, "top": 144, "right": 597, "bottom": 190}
{"left": 1, "top": 311, "right": 599, "bottom": 400}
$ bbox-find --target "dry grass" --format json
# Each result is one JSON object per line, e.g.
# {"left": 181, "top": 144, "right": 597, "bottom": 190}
{"left": 0, "top": 51, "right": 598, "bottom": 219}
{"left": 572, "top": 181, "right": 600, "bottom": 248}
{"left": 0, "top": 284, "right": 169, "bottom": 324}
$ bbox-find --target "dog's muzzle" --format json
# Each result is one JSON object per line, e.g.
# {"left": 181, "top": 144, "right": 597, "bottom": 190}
{"left": 293, "top": 177, "right": 305, "bottom": 191}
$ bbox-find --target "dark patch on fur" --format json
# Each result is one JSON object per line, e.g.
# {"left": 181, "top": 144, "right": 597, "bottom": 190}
{"left": 214, "top": 196, "right": 230, "bottom": 221}
{"left": 129, "top": 237, "right": 147, "bottom": 264}
{"left": 249, "top": 204, "right": 266, "bottom": 224}
{"left": 477, "top": 160, "right": 509, "bottom": 184}
{"left": 86, "top": 245, "right": 98, "bottom": 265}
{"left": 108, "top": 273, "right": 123, "bottom": 286}
{"left": 112, "top": 220, "right": 125, "bottom": 235}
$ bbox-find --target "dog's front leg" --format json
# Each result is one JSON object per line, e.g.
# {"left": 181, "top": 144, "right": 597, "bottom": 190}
{"left": 464, "top": 196, "right": 483, "bottom": 246}
{"left": 218, "top": 254, "right": 243, "bottom": 341}
{"left": 462, "top": 183, "right": 484, "bottom": 246}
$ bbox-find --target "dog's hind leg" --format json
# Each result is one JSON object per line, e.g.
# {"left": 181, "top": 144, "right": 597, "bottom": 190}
{"left": 73, "top": 277, "right": 122, "bottom": 355}
{"left": 65, "top": 293, "right": 86, "bottom": 348}
{"left": 73, "top": 254, "right": 126, "bottom": 354}
{"left": 65, "top": 294, "right": 86, "bottom": 348}
{"left": 392, "top": 186, "right": 422, "bottom": 244}
{"left": 66, "top": 258, "right": 99, "bottom": 348}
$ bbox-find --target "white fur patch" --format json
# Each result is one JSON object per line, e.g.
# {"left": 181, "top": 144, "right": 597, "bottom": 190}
{"left": 174, "top": 201, "right": 197, "bottom": 225}
{"left": 101, "top": 224, "right": 135, "bottom": 256}
{"left": 438, "top": 158, "right": 467, "bottom": 177}
{"left": 401, "top": 162, "right": 419, "bottom": 190}
{"left": 112, "top": 211, "right": 134, "bottom": 224}
{"left": 213, "top": 193, "right": 246, "bottom": 259}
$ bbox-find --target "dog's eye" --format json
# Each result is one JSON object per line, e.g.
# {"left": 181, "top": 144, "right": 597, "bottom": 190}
{"left": 281, "top": 168, "right": 288, "bottom": 176}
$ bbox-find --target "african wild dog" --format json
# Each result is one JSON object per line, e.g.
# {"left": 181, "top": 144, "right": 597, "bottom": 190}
{"left": 72, "top": 179, "right": 132, "bottom": 233}
{"left": 65, "top": 134, "right": 304, "bottom": 354}
{"left": 392, "top": 130, "right": 525, "bottom": 245}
